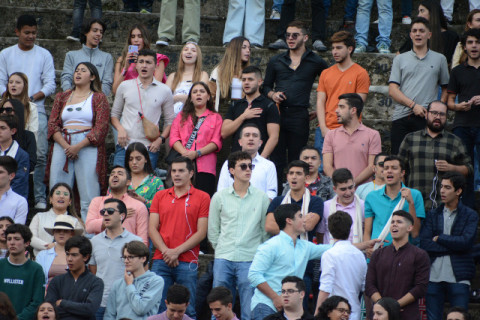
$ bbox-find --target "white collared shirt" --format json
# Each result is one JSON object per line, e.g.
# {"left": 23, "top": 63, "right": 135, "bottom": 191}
{"left": 319, "top": 240, "right": 367, "bottom": 320}
{"left": 217, "top": 153, "right": 277, "bottom": 199}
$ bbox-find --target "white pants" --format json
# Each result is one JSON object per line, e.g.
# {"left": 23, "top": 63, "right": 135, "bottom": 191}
{"left": 441, "top": 0, "right": 480, "bottom": 21}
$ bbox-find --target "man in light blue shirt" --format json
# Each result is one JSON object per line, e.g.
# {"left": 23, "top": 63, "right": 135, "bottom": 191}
{"left": 209, "top": 151, "right": 270, "bottom": 320}
{"left": 364, "top": 155, "right": 425, "bottom": 246}
{"left": 248, "top": 203, "right": 376, "bottom": 320}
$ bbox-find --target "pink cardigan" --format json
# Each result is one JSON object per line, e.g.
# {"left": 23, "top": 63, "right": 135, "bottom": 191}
{"left": 170, "top": 109, "right": 223, "bottom": 175}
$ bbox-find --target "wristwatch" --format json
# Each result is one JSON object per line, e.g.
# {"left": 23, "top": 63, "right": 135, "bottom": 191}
{"left": 29, "top": 96, "right": 35, "bottom": 102}
{"left": 160, "top": 136, "right": 166, "bottom": 144}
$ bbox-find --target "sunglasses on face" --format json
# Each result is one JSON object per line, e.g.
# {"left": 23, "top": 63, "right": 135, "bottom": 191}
{"left": 238, "top": 163, "right": 254, "bottom": 171}
{"left": 285, "top": 32, "right": 301, "bottom": 39}
{"left": 0, "top": 107, "right": 14, "bottom": 114}
{"left": 100, "top": 208, "right": 119, "bottom": 216}
{"left": 377, "top": 161, "right": 384, "bottom": 167}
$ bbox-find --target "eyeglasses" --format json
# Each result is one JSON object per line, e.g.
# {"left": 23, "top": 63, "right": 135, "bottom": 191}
{"left": 281, "top": 289, "right": 300, "bottom": 295}
{"left": 121, "top": 255, "right": 139, "bottom": 262}
{"left": 238, "top": 163, "right": 254, "bottom": 171}
{"left": 285, "top": 32, "right": 302, "bottom": 39}
{"left": 0, "top": 107, "right": 14, "bottom": 114}
{"left": 54, "top": 191, "right": 70, "bottom": 197}
{"left": 376, "top": 161, "right": 384, "bottom": 167}
{"left": 334, "top": 308, "right": 351, "bottom": 315}
{"left": 338, "top": 184, "right": 355, "bottom": 192}
{"left": 428, "top": 111, "right": 447, "bottom": 118}
{"left": 100, "top": 208, "right": 119, "bottom": 216}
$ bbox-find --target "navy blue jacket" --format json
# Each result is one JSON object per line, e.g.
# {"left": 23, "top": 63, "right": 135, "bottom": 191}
{"left": 420, "top": 201, "right": 479, "bottom": 282}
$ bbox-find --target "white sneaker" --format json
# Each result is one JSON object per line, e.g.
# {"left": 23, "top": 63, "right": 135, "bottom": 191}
{"left": 270, "top": 10, "right": 280, "bottom": 20}
{"left": 66, "top": 35, "right": 80, "bottom": 42}
{"left": 402, "top": 16, "right": 412, "bottom": 24}
{"left": 35, "top": 201, "right": 47, "bottom": 210}
{"left": 156, "top": 38, "right": 169, "bottom": 46}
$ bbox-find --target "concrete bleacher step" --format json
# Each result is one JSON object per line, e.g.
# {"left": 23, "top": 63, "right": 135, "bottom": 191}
{"left": 0, "top": 38, "right": 395, "bottom": 87}
{"left": 0, "top": 5, "right": 467, "bottom": 51}
{"left": 1, "top": 0, "right": 472, "bottom": 23}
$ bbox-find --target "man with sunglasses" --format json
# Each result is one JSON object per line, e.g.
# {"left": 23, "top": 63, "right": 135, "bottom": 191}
{"left": 86, "top": 165, "right": 149, "bottom": 245}
{"left": 317, "top": 168, "right": 364, "bottom": 245}
{"left": 89, "top": 198, "right": 142, "bottom": 319}
{"left": 264, "top": 20, "right": 328, "bottom": 193}
{"left": 46, "top": 235, "right": 104, "bottom": 320}
{"left": 398, "top": 101, "right": 472, "bottom": 210}
{"left": 356, "top": 152, "right": 388, "bottom": 200}
{"left": 323, "top": 93, "right": 381, "bottom": 186}
{"left": 208, "top": 151, "right": 270, "bottom": 320}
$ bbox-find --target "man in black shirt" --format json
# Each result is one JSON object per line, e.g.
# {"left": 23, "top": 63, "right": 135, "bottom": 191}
{"left": 263, "top": 20, "right": 328, "bottom": 191}
{"left": 447, "top": 28, "right": 480, "bottom": 208}
{"left": 221, "top": 66, "right": 280, "bottom": 158}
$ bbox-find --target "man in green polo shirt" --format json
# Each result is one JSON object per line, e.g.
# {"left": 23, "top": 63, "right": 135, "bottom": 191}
{"left": 208, "top": 151, "right": 270, "bottom": 320}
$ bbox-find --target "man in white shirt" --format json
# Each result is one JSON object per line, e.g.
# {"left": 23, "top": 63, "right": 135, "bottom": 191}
{"left": 314, "top": 211, "right": 367, "bottom": 320}
{"left": 111, "top": 49, "right": 174, "bottom": 167}
{"left": 0, "top": 14, "right": 56, "bottom": 210}
{"left": 217, "top": 123, "right": 277, "bottom": 199}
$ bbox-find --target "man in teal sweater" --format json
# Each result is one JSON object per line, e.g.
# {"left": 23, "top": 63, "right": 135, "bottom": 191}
{"left": 0, "top": 224, "right": 45, "bottom": 320}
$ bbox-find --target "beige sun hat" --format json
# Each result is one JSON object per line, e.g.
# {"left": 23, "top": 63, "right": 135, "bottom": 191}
{"left": 44, "top": 215, "right": 84, "bottom": 236}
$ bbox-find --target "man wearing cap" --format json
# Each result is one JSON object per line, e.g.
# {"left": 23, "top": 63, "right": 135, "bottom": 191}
{"left": 89, "top": 198, "right": 142, "bottom": 319}
{"left": 36, "top": 215, "right": 84, "bottom": 285}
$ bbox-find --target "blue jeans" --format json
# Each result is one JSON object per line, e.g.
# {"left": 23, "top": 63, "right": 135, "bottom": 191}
{"left": 426, "top": 282, "right": 470, "bottom": 320}
{"left": 272, "top": 0, "right": 283, "bottom": 12}
{"left": 72, "top": 0, "right": 102, "bottom": 37}
{"left": 355, "top": 0, "right": 392, "bottom": 47}
{"left": 95, "top": 307, "right": 105, "bottom": 320}
{"left": 252, "top": 303, "right": 276, "bottom": 320}
{"left": 324, "top": 0, "right": 358, "bottom": 21}
{"left": 223, "top": 0, "right": 265, "bottom": 45}
{"left": 452, "top": 126, "right": 480, "bottom": 209}
{"left": 151, "top": 259, "right": 197, "bottom": 319}
{"left": 33, "top": 112, "right": 48, "bottom": 204}
{"left": 49, "top": 130, "right": 100, "bottom": 222}
{"left": 213, "top": 259, "right": 254, "bottom": 320}
{"left": 314, "top": 127, "right": 324, "bottom": 172}
{"left": 113, "top": 144, "right": 159, "bottom": 168}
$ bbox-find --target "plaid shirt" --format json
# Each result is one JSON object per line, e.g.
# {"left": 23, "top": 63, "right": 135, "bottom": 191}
{"left": 398, "top": 128, "right": 472, "bottom": 210}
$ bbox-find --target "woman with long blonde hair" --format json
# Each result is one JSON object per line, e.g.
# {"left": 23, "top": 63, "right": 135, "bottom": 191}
{"left": 209, "top": 36, "right": 250, "bottom": 113}
{"left": 166, "top": 42, "right": 209, "bottom": 116}
{"left": 112, "top": 24, "right": 169, "bottom": 95}
{"left": 1, "top": 72, "right": 38, "bottom": 137}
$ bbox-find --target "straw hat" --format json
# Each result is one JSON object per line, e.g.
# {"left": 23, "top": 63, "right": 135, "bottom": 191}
{"left": 44, "top": 215, "right": 84, "bottom": 236}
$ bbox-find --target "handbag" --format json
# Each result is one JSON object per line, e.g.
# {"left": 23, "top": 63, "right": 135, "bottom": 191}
{"left": 136, "top": 80, "right": 160, "bottom": 142}
{"left": 166, "top": 116, "right": 207, "bottom": 164}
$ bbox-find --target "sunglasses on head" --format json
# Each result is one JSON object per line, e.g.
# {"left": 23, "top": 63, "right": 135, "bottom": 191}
{"left": 100, "top": 208, "right": 119, "bottom": 216}
{"left": 238, "top": 163, "right": 254, "bottom": 171}
{"left": 0, "top": 107, "right": 14, "bottom": 114}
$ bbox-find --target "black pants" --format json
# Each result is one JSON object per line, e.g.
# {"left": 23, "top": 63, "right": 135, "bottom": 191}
{"left": 271, "top": 107, "right": 310, "bottom": 192}
{"left": 276, "top": 0, "right": 326, "bottom": 41}
{"left": 390, "top": 114, "right": 426, "bottom": 155}
{"left": 195, "top": 172, "right": 216, "bottom": 198}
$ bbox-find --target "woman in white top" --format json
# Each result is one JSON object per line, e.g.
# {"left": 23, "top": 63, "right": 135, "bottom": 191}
{"left": 166, "top": 42, "right": 209, "bottom": 117}
{"left": 208, "top": 36, "right": 250, "bottom": 113}
{"left": 29, "top": 182, "right": 84, "bottom": 256}
{"left": 1, "top": 72, "right": 38, "bottom": 138}
{"left": 47, "top": 62, "right": 110, "bottom": 222}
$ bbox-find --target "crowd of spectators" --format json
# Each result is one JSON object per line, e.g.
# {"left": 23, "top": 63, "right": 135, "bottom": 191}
{"left": 0, "top": 1, "right": 479, "bottom": 319}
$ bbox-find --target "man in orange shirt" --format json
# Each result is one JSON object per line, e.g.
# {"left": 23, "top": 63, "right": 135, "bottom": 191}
{"left": 315, "top": 31, "right": 370, "bottom": 169}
